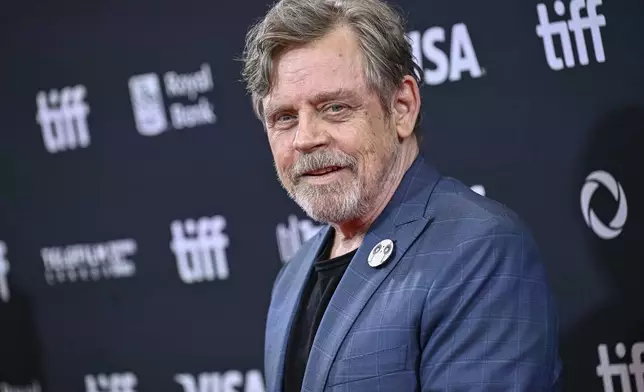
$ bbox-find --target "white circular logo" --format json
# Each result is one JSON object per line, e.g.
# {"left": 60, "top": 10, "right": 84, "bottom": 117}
{"left": 580, "top": 170, "right": 628, "bottom": 240}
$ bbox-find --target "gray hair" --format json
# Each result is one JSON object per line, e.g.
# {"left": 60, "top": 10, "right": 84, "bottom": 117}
{"left": 239, "top": 0, "right": 423, "bottom": 140}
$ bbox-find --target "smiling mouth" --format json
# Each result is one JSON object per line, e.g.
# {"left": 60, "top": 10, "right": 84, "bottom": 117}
{"left": 302, "top": 166, "right": 345, "bottom": 176}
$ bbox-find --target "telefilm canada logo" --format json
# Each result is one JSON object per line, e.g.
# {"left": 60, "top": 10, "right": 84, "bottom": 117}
{"left": 41, "top": 239, "right": 137, "bottom": 285}
{"left": 580, "top": 170, "right": 627, "bottom": 239}
{"left": 0, "top": 380, "right": 42, "bottom": 392}
{"left": 128, "top": 63, "right": 217, "bottom": 136}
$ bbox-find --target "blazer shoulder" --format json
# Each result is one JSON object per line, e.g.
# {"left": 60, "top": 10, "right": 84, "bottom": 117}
{"left": 420, "top": 177, "right": 551, "bottom": 290}
{"left": 428, "top": 176, "right": 534, "bottom": 242}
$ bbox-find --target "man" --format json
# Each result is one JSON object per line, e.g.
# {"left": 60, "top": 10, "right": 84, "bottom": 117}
{"left": 240, "top": 0, "right": 562, "bottom": 390}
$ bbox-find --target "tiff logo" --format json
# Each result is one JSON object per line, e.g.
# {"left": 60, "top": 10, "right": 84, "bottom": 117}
{"left": 35, "top": 85, "right": 91, "bottom": 153}
{"left": 596, "top": 342, "right": 644, "bottom": 392}
{"left": 276, "top": 215, "right": 322, "bottom": 264}
{"left": 175, "top": 370, "right": 265, "bottom": 392}
{"left": 0, "top": 241, "right": 9, "bottom": 303}
{"left": 536, "top": 0, "right": 606, "bottom": 71}
{"left": 170, "top": 216, "right": 230, "bottom": 284}
{"left": 85, "top": 373, "right": 137, "bottom": 392}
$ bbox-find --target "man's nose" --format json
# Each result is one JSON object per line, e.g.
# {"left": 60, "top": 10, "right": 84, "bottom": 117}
{"left": 292, "top": 113, "right": 328, "bottom": 153}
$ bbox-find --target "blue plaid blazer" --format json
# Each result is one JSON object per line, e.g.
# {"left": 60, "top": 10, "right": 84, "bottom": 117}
{"left": 265, "top": 154, "right": 562, "bottom": 391}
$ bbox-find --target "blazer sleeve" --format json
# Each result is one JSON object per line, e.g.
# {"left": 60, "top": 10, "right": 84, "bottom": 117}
{"left": 419, "top": 218, "right": 562, "bottom": 391}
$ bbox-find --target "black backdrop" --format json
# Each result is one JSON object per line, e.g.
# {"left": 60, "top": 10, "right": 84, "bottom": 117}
{"left": 1, "top": 0, "right": 643, "bottom": 391}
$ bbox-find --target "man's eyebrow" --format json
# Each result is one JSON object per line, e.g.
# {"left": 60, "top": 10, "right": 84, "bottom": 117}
{"left": 309, "top": 88, "right": 359, "bottom": 104}
{"left": 263, "top": 88, "right": 359, "bottom": 118}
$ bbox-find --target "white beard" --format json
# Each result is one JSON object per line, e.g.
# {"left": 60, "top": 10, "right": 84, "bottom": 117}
{"left": 289, "top": 149, "right": 400, "bottom": 224}
{"left": 277, "top": 128, "right": 401, "bottom": 225}
{"left": 291, "top": 174, "right": 368, "bottom": 223}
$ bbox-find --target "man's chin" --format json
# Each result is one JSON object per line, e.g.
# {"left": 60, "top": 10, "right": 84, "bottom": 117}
{"left": 293, "top": 193, "right": 363, "bottom": 224}
{"left": 294, "top": 183, "right": 350, "bottom": 201}
{"left": 300, "top": 206, "right": 356, "bottom": 225}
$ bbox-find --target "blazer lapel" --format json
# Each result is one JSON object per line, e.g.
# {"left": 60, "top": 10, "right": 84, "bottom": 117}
{"left": 266, "top": 226, "right": 332, "bottom": 392}
{"left": 301, "top": 154, "right": 441, "bottom": 392}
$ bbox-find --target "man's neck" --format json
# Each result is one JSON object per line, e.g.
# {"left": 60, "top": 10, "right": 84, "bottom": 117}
{"left": 329, "top": 142, "right": 419, "bottom": 258}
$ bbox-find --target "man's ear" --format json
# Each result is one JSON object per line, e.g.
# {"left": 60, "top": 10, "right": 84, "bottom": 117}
{"left": 391, "top": 75, "right": 421, "bottom": 140}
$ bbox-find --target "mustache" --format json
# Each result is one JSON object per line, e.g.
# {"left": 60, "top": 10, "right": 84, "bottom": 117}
{"left": 289, "top": 150, "right": 357, "bottom": 179}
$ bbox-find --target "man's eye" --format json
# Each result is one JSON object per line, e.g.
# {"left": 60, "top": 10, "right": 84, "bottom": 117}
{"left": 327, "top": 104, "right": 346, "bottom": 113}
{"left": 276, "top": 113, "right": 295, "bottom": 122}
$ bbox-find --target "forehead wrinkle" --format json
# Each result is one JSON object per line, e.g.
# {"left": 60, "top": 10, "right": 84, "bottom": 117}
{"left": 263, "top": 35, "right": 367, "bottom": 116}
{"left": 263, "top": 63, "right": 313, "bottom": 116}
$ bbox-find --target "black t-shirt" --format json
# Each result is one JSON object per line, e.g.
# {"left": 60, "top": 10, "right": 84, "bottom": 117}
{"left": 283, "top": 236, "right": 357, "bottom": 392}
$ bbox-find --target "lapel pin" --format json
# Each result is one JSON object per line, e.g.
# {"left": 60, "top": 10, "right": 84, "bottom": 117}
{"left": 368, "top": 239, "right": 394, "bottom": 268}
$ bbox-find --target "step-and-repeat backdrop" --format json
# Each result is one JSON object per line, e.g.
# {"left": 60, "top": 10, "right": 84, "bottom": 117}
{"left": 0, "top": 0, "right": 642, "bottom": 391}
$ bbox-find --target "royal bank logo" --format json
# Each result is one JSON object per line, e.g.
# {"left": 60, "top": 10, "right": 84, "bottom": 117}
{"left": 35, "top": 85, "right": 91, "bottom": 153}
{"left": 127, "top": 74, "right": 168, "bottom": 136}
{"left": 276, "top": 215, "right": 323, "bottom": 263}
{"left": 407, "top": 23, "right": 485, "bottom": 86}
{"left": 41, "top": 239, "right": 137, "bottom": 285}
{"left": 128, "top": 63, "right": 217, "bottom": 136}
{"left": 85, "top": 373, "right": 137, "bottom": 392}
{"left": 0, "top": 241, "right": 9, "bottom": 303}
{"left": 596, "top": 342, "right": 644, "bottom": 392}
{"left": 174, "top": 370, "right": 265, "bottom": 392}
{"left": 536, "top": 0, "right": 607, "bottom": 71}
{"left": 580, "top": 170, "right": 627, "bottom": 240}
{"left": 170, "top": 215, "right": 230, "bottom": 284}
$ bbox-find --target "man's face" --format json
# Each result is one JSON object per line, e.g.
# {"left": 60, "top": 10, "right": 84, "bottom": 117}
{"left": 262, "top": 25, "right": 400, "bottom": 224}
